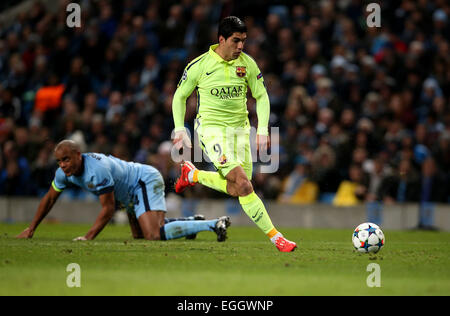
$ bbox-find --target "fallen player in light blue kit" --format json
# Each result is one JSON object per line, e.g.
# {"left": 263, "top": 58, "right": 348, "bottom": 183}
{"left": 17, "top": 140, "right": 230, "bottom": 242}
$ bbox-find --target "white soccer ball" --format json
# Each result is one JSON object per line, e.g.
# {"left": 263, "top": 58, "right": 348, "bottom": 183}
{"left": 352, "top": 222, "right": 385, "bottom": 253}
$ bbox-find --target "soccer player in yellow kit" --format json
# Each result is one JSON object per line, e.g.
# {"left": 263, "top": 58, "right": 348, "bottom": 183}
{"left": 172, "top": 16, "right": 297, "bottom": 252}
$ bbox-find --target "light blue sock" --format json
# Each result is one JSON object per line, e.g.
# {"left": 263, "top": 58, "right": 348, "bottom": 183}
{"left": 161, "top": 220, "right": 217, "bottom": 240}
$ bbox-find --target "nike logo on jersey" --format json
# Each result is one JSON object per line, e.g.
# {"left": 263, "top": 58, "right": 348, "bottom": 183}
{"left": 206, "top": 71, "right": 216, "bottom": 75}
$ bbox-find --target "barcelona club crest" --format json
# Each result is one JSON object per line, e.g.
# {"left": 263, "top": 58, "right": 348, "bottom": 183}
{"left": 219, "top": 155, "right": 228, "bottom": 165}
{"left": 236, "top": 66, "right": 246, "bottom": 78}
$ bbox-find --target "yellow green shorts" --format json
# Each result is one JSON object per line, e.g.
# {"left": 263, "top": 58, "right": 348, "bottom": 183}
{"left": 195, "top": 119, "right": 253, "bottom": 180}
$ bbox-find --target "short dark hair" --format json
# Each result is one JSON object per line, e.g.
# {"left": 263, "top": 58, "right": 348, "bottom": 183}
{"left": 55, "top": 140, "right": 81, "bottom": 153}
{"left": 218, "top": 16, "right": 247, "bottom": 40}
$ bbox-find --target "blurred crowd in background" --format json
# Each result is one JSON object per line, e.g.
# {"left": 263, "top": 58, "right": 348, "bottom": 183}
{"left": 0, "top": 0, "right": 449, "bottom": 212}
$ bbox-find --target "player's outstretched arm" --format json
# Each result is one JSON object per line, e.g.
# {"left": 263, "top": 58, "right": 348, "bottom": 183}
{"left": 78, "top": 191, "right": 116, "bottom": 241}
{"left": 16, "top": 186, "right": 61, "bottom": 239}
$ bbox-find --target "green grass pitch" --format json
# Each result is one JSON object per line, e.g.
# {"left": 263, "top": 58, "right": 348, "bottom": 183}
{"left": 1, "top": 223, "right": 449, "bottom": 296}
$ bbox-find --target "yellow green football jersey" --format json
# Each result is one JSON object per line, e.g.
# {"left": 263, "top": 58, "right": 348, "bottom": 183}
{"left": 172, "top": 44, "right": 270, "bottom": 136}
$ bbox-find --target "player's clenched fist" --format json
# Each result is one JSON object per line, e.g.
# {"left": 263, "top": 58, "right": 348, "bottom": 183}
{"left": 256, "top": 134, "right": 271, "bottom": 154}
{"left": 172, "top": 130, "right": 192, "bottom": 150}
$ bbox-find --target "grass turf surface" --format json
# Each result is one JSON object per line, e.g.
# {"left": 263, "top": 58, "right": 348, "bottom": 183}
{"left": 0, "top": 223, "right": 449, "bottom": 296}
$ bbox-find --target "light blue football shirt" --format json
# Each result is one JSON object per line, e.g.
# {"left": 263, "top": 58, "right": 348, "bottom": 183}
{"left": 52, "top": 153, "right": 160, "bottom": 207}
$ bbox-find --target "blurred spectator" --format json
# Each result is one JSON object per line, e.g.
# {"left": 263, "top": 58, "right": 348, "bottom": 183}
{"left": 0, "top": 86, "right": 21, "bottom": 120}
{"left": 253, "top": 166, "right": 282, "bottom": 201}
{"left": 14, "top": 126, "right": 38, "bottom": 163}
{"left": 378, "top": 159, "right": 420, "bottom": 204}
{"left": 63, "top": 57, "right": 92, "bottom": 106}
{"left": 333, "top": 163, "right": 369, "bottom": 207}
{"left": 31, "top": 146, "right": 56, "bottom": 197}
{"left": 311, "top": 144, "right": 341, "bottom": 199}
{"left": 184, "top": 4, "right": 211, "bottom": 55}
{"left": 433, "top": 131, "right": 450, "bottom": 177}
{"left": 140, "top": 53, "right": 160, "bottom": 88}
{"left": 364, "top": 155, "right": 392, "bottom": 203}
{"left": 0, "top": 0, "right": 448, "bottom": 206}
{"left": 0, "top": 140, "right": 32, "bottom": 195}
{"left": 105, "top": 90, "right": 124, "bottom": 124}
{"left": 278, "top": 157, "right": 318, "bottom": 204}
{"left": 361, "top": 92, "right": 384, "bottom": 121}
{"left": 417, "top": 157, "right": 448, "bottom": 229}
{"left": 161, "top": 4, "right": 186, "bottom": 50}
{"left": 315, "top": 107, "right": 334, "bottom": 136}
{"left": 418, "top": 157, "right": 447, "bottom": 204}
{"left": 313, "top": 77, "right": 343, "bottom": 116}
{"left": 33, "top": 73, "right": 65, "bottom": 126}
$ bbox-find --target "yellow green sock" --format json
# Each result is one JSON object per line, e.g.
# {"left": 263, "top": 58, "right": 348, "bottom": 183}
{"left": 238, "top": 192, "right": 276, "bottom": 235}
{"left": 195, "top": 170, "right": 228, "bottom": 194}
